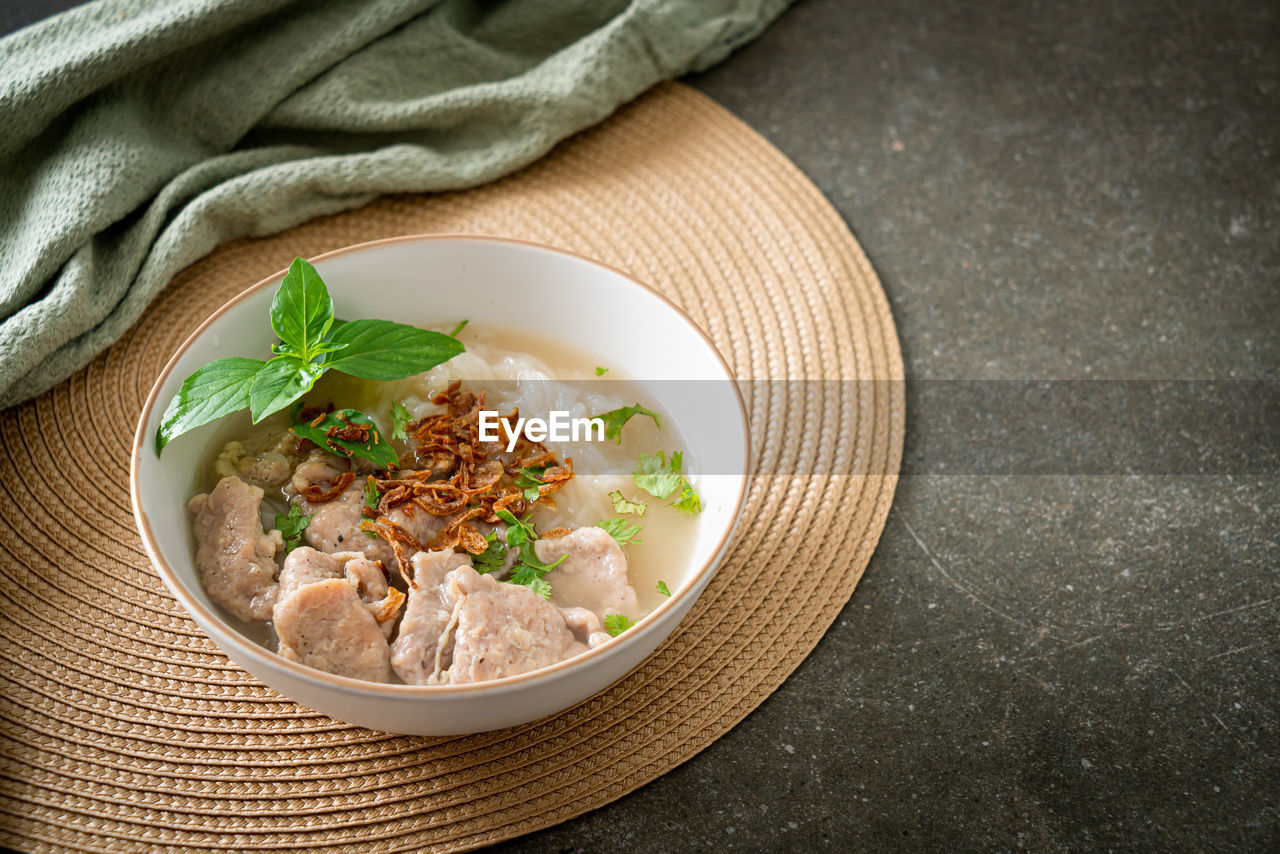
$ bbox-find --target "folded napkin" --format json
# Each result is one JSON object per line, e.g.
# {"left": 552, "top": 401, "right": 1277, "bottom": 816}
{"left": 0, "top": 0, "right": 789, "bottom": 407}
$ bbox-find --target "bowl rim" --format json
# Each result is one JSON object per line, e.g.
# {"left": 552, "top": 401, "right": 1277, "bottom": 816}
{"left": 130, "top": 233, "right": 751, "bottom": 697}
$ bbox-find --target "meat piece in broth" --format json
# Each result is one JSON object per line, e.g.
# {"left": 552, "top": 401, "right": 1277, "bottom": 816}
{"left": 558, "top": 606, "right": 613, "bottom": 648}
{"left": 293, "top": 462, "right": 444, "bottom": 567}
{"left": 389, "top": 548, "right": 473, "bottom": 685}
{"left": 441, "top": 566, "right": 587, "bottom": 685}
{"left": 279, "top": 547, "right": 398, "bottom": 638}
{"left": 272, "top": 578, "right": 391, "bottom": 682}
{"left": 187, "top": 476, "right": 282, "bottom": 622}
{"left": 535, "top": 527, "right": 639, "bottom": 620}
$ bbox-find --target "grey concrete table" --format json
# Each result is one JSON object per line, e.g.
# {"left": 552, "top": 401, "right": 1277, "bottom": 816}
{"left": 4, "top": 1, "right": 1276, "bottom": 851}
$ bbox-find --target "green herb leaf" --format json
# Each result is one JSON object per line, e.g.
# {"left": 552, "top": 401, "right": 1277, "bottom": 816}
{"left": 514, "top": 466, "right": 547, "bottom": 502}
{"left": 274, "top": 504, "right": 313, "bottom": 552}
{"left": 494, "top": 509, "right": 566, "bottom": 596}
{"left": 603, "top": 614, "right": 635, "bottom": 637}
{"left": 390, "top": 401, "right": 412, "bottom": 441}
{"left": 595, "top": 366, "right": 608, "bottom": 376}
{"left": 594, "top": 403, "right": 662, "bottom": 443}
{"left": 448, "top": 319, "right": 469, "bottom": 338}
{"left": 633, "top": 450, "right": 703, "bottom": 515}
{"left": 324, "top": 319, "right": 464, "bottom": 381}
{"left": 271, "top": 257, "right": 334, "bottom": 361}
{"left": 363, "top": 475, "right": 380, "bottom": 512}
{"left": 633, "top": 450, "right": 684, "bottom": 499}
{"left": 473, "top": 531, "right": 509, "bottom": 574}
{"left": 671, "top": 480, "right": 703, "bottom": 515}
{"left": 597, "top": 517, "right": 644, "bottom": 547}
{"left": 292, "top": 408, "right": 399, "bottom": 469}
{"left": 656, "top": 580, "right": 671, "bottom": 597}
{"left": 248, "top": 355, "right": 325, "bottom": 423}
{"left": 155, "top": 357, "right": 266, "bottom": 452}
{"left": 509, "top": 568, "right": 552, "bottom": 600}
{"left": 608, "top": 490, "right": 647, "bottom": 517}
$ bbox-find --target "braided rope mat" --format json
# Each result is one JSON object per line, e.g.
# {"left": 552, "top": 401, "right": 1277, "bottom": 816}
{"left": 0, "top": 82, "right": 904, "bottom": 853}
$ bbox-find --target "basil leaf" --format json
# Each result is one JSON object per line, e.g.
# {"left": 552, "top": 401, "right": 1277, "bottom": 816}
{"left": 271, "top": 257, "right": 334, "bottom": 360}
{"left": 324, "top": 319, "right": 464, "bottom": 381}
{"left": 292, "top": 408, "right": 399, "bottom": 469}
{"left": 248, "top": 356, "right": 324, "bottom": 423}
{"left": 155, "top": 357, "right": 266, "bottom": 452}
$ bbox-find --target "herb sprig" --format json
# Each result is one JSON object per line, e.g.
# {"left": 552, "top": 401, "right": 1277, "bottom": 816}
{"left": 603, "top": 614, "right": 635, "bottom": 637}
{"left": 493, "top": 509, "right": 567, "bottom": 599}
{"left": 597, "top": 517, "right": 644, "bottom": 547}
{"left": 594, "top": 403, "right": 662, "bottom": 443}
{"left": 633, "top": 450, "right": 702, "bottom": 515}
{"left": 274, "top": 505, "right": 312, "bottom": 551}
{"left": 156, "top": 257, "right": 463, "bottom": 453}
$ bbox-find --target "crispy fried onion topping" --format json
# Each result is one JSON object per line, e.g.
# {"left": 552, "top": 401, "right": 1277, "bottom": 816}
{"left": 300, "top": 471, "right": 356, "bottom": 504}
{"left": 317, "top": 381, "right": 575, "bottom": 583}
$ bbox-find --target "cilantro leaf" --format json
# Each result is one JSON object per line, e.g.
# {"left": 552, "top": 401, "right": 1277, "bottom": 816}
{"left": 609, "top": 490, "right": 647, "bottom": 516}
{"left": 155, "top": 357, "right": 265, "bottom": 452}
{"left": 656, "top": 580, "right": 671, "bottom": 597}
{"left": 594, "top": 403, "right": 662, "bottom": 443}
{"left": 595, "top": 366, "right": 608, "bottom": 376}
{"left": 292, "top": 408, "right": 398, "bottom": 469}
{"left": 603, "top": 614, "right": 635, "bottom": 637}
{"left": 671, "top": 480, "right": 703, "bottom": 515}
{"left": 271, "top": 257, "right": 334, "bottom": 361}
{"left": 324, "top": 319, "right": 464, "bottom": 381}
{"left": 633, "top": 450, "right": 702, "bottom": 515}
{"left": 633, "top": 450, "right": 685, "bottom": 499}
{"left": 494, "top": 509, "right": 566, "bottom": 596}
{"left": 274, "top": 504, "right": 313, "bottom": 552}
{"left": 363, "top": 476, "right": 380, "bottom": 512}
{"left": 514, "top": 466, "right": 547, "bottom": 502}
{"left": 509, "top": 564, "right": 553, "bottom": 599}
{"left": 390, "top": 400, "right": 411, "bottom": 441}
{"left": 597, "top": 517, "right": 644, "bottom": 547}
{"left": 472, "top": 531, "right": 509, "bottom": 574}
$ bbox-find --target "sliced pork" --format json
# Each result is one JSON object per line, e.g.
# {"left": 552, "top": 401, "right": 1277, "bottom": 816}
{"left": 272, "top": 578, "right": 391, "bottom": 682}
{"left": 389, "top": 549, "right": 474, "bottom": 685}
{"left": 293, "top": 464, "right": 444, "bottom": 568}
{"left": 279, "top": 547, "right": 399, "bottom": 637}
{"left": 558, "top": 606, "right": 613, "bottom": 648}
{"left": 439, "top": 566, "right": 587, "bottom": 685}
{"left": 535, "top": 526, "right": 639, "bottom": 620}
{"left": 188, "top": 476, "right": 281, "bottom": 622}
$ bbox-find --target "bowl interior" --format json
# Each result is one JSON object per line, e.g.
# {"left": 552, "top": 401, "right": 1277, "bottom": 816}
{"left": 132, "top": 235, "right": 749, "bottom": 690}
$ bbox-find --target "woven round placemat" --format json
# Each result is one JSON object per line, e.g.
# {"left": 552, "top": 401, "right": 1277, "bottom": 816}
{"left": 0, "top": 82, "right": 903, "bottom": 853}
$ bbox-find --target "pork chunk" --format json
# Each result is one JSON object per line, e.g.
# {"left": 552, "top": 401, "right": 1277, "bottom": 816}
{"left": 535, "top": 527, "right": 639, "bottom": 620}
{"left": 188, "top": 476, "right": 281, "bottom": 622}
{"left": 273, "top": 579, "right": 391, "bottom": 682}
{"left": 389, "top": 549, "right": 473, "bottom": 685}
{"left": 558, "top": 606, "right": 613, "bottom": 649}
{"left": 279, "top": 547, "right": 397, "bottom": 636}
{"left": 441, "top": 567, "right": 587, "bottom": 685}
{"left": 294, "top": 470, "right": 443, "bottom": 568}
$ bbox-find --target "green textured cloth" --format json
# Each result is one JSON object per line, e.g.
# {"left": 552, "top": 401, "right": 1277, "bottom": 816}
{"left": 0, "top": 0, "right": 789, "bottom": 407}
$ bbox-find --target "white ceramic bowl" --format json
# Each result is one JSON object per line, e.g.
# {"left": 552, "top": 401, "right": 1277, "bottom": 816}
{"left": 131, "top": 235, "right": 749, "bottom": 735}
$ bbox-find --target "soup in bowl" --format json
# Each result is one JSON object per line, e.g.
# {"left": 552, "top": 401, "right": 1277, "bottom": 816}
{"left": 131, "top": 235, "right": 749, "bottom": 735}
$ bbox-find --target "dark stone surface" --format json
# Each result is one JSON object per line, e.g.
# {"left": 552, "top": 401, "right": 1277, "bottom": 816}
{"left": 5, "top": 0, "right": 1277, "bottom": 851}
{"left": 486, "top": 0, "right": 1279, "bottom": 851}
